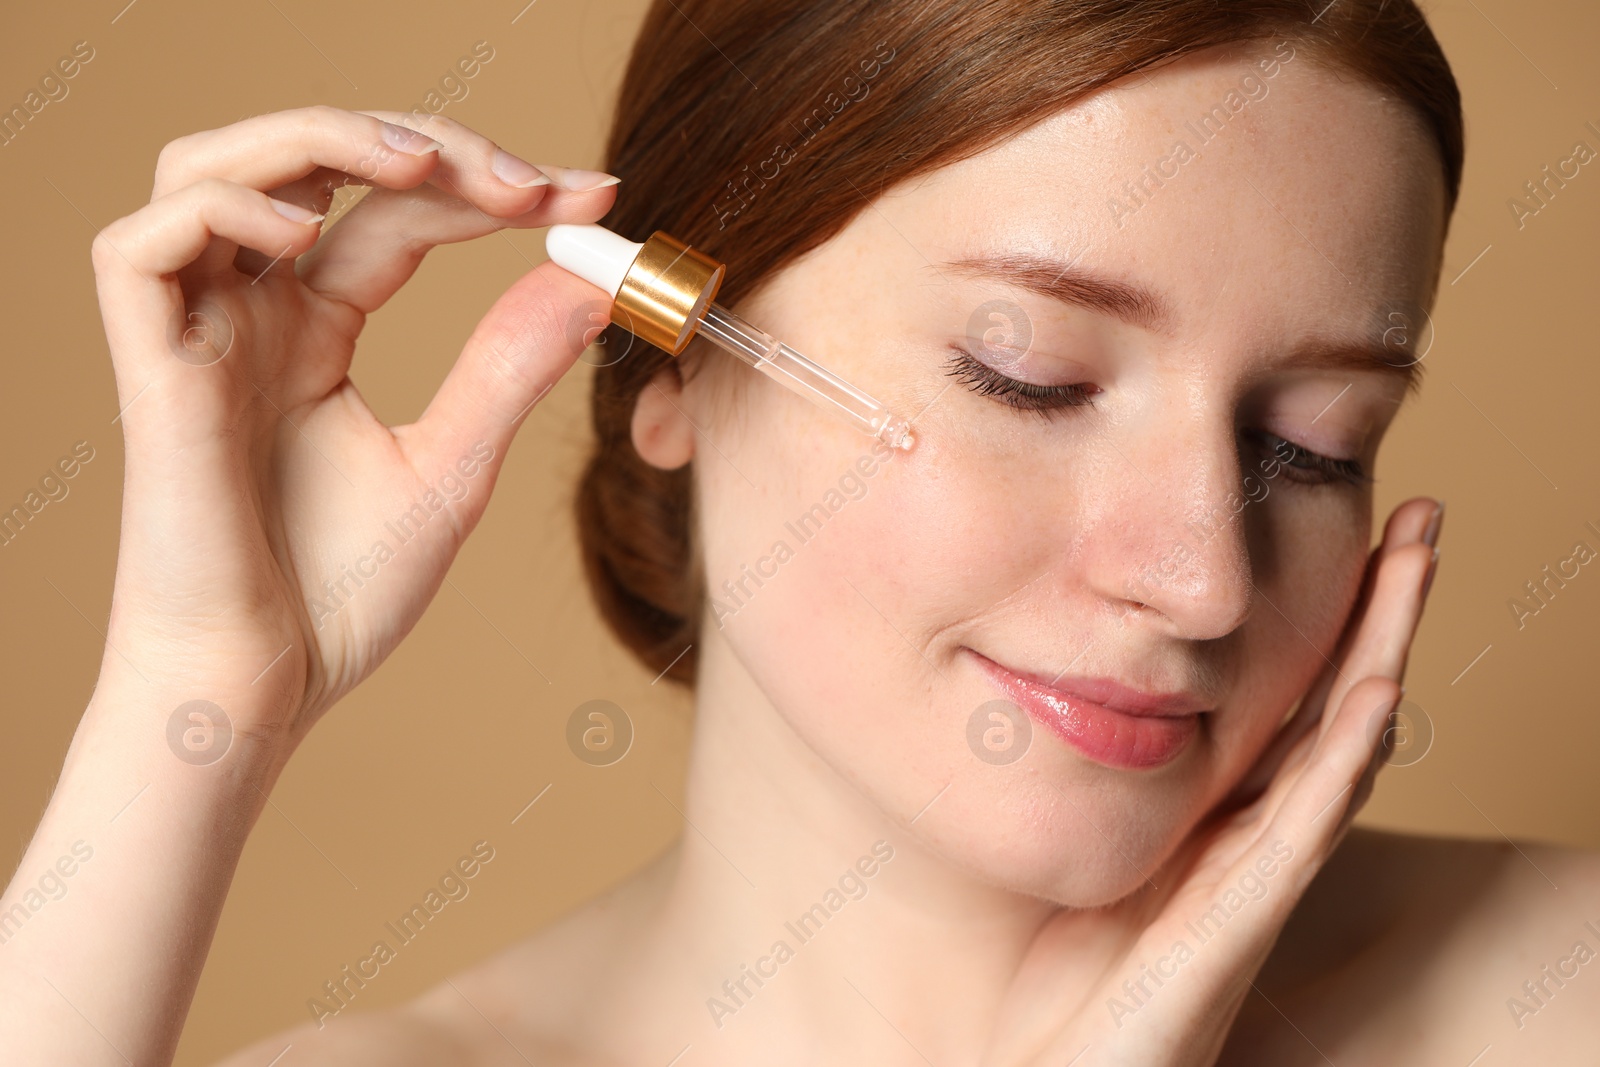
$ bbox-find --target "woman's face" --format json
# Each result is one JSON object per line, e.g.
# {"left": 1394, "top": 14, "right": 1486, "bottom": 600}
{"left": 669, "top": 43, "right": 1445, "bottom": 905}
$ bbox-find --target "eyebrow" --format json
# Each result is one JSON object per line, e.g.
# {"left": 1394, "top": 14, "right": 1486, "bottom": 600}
{"left": 1273, "top": 339, "right": 1425, "bottom": 396}
{"left": 940, "top": 253, "right": 1423, "bottom": 394}
{"left": 943, "top": 253, "right": 1175, "bottom": 334}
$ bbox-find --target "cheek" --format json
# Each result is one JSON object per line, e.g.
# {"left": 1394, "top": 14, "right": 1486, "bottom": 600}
{"left": 826, "top": 427, "right": 1057, "bottom": 624}
{"left": 694, "top": 407, "right": 899, "bottom": 695}
{"left": 1269, "top": 496, "right": 1370, "bottom": 664}
{"left": 693, "top": 415, "right": 1030, "bottom": 785}
{"left": 710, "top": 412, "right": 1054, "bottom": 657}
{"left": 1216, "top": 495, "right": 1371, "bottom": 763}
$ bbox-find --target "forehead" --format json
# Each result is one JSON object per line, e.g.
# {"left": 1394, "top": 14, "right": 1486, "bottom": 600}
{"left": 871, "top": 44, "right": 1447, "bottom": 335}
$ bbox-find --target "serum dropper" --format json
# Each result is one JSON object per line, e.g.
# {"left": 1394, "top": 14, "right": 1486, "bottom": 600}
{"left": 545, "top": 224, "right": 915, "bottom": 452}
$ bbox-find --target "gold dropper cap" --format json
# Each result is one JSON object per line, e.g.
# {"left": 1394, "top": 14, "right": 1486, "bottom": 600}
{"left": 612, "top": 232, "right": 726, "bottom": 356}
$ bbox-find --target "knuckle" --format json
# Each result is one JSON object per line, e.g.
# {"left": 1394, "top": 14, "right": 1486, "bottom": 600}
{"left": 482, "top": 306, "right": 563, "bottom": 385}
{"left": 152, "top": 133, "right": 197, "bottom": 190}
{"left": 186, "top": 176, "right": 236, "bottom": 212}
{"left": 411, "top": 111, "right": 460, "bottom": 139}
{"left": 298, "top": 103, "right": 342, "bottom": 128}
{"left": 90, "top": 227, "right": 123, "bottom": 272}
{"left": 264, "top": 105, "right": 337, "bottom": 154}
{"left": 283, "top": 106, "right": 326, "bottom": 146}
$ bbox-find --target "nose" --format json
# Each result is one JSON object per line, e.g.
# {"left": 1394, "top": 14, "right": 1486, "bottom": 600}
{"left": 1090, "top": 411, "right": 1256, "bottom": 641}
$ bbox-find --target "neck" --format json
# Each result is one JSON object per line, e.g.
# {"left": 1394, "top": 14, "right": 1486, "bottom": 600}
{"left": 601, "top": 621, "right": 1065, "bottom": 1065}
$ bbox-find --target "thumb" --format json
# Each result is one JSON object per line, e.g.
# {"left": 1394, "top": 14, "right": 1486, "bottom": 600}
{"left": 398, "top": 259, "right": 610, "bottom": 494}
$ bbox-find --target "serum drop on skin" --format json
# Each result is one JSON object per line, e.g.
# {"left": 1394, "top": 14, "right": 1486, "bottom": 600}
{"left": 546, "top": 224, "right": 916, "bottom": 452}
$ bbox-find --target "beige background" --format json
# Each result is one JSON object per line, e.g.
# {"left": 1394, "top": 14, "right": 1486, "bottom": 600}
{"left": 0, "top": 1, "right": 1595, "bottom": 1062}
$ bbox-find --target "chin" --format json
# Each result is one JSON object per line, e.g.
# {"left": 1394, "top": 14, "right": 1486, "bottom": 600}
{"left": 802, "top": 700, "right": 1214, "bottom": 908}
{"left": 901, "top": 763, "right": 1210, "bottom": 907}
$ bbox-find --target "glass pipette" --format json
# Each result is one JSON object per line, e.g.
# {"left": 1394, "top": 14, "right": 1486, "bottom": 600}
{"left": 545, "top": 223, "right": 915, "bottom": 451}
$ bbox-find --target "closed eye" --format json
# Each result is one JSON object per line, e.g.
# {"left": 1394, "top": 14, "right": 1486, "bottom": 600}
{"left": 944, "top": 345, "right": 1099, "bottom": 418}
{"left": 1246, "top": 429, "right": 1372, "bottom": 488}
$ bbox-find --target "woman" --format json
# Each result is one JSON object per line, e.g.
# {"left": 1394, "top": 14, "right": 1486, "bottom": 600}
{"left": 5, "top": 0, "right": 1597, "bottom": 1063}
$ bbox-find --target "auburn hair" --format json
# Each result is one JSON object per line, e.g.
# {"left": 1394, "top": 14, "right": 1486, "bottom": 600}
{"left": 576, "top": 0, "right": 1463, "bottom": 686}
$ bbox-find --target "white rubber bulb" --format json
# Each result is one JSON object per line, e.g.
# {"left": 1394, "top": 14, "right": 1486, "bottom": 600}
{"left": 544, "top": 223, "right": 643, "bottom": 297}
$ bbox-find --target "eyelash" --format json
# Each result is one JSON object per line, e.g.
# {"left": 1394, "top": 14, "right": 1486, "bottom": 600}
{"left": 944, "top": 346, "right": 1372, "bottom": 488}
{"left": 1250, "top": 430, "right": 1372, "bottom": 488}
{"left": 943, "top": 346, "right": 1097, "bottom": 418}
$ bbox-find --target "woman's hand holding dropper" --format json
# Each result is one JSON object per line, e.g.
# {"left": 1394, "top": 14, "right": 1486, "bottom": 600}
{"left": 0, "top": 106, "right": 615, "bottom": 1066}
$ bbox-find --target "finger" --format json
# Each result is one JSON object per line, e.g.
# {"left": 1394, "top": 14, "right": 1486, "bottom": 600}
{"left": 172, "top": 165, "right": 354, "bottom": 278}
{"left": 211, "top": 165, "right": 370, "bottom": 278}
{"left": 1385, "top": 495, "right": 1445, "bottom": 551}
{"left": 295, "top": 109, "right": 618, "bottom": 310}
{"left": 1304, "top": 496, "right": 1438, "bottom": 722}
{"left": 1329, "top": 496, "right": 1442, "bottom": 675}
{"left": 93, "top": 179, "right": 326, "bottom": 386}
{"left": 242, "top": 111, "right": 614, "bottom": 238}
{"left": 211, "top": 164, "right": 367, "bottom": 234}
{"left": 389, "top": 261, "right": 600, "bottom": 529}
{"left": 1341, "top": 722, "right": 1393, "bottom": 836}
{"left": 354, "top": 111, "right": 570, "bottom": 200}
{"left": 1263, "top": 675, "right": 1400, "bottom": 889}
{"left": 1313, "top": 538, "right": 1435, "bottom": 745}
{"left": 295, "top": 169, "right": 617, "bottom": 313}
{"left": 151, "top": 106, "right": 444, "bottom": 204}
{"left": 1183, "top": 676, "right": 1399, "bottom": 966}
{"left": 155, "top": 107, "right": 448, "bottom": 279}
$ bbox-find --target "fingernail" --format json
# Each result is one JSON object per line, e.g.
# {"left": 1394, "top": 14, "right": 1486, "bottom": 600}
{"left": 269, "top": 197, "right": 325, "bottom": 224}
{"left": 535, "top": 163, "right": 621, "bottom": 191}
{"left": 1422, "top": 500, "right": 1445, "bottom": 548}
{"left": 1421, "top": 546, "right": 1439, "bottom": 600}
{"left": 492, "top": 147, "right": 551, "bottom": 188}
{"left": 380, "top": 121, "right": 443, "bottom": 156}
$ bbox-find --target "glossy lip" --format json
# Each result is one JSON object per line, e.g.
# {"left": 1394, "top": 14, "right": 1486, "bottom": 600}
{"left": 967, "top": 649, "right": 1208, "bottom": 770}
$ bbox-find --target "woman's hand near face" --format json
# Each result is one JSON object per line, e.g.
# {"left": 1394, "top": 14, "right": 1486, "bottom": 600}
{"left": 988, "top": 496, "right": 1442, "bottom": 1067}
{"left": 0, "top": 106, "right": 614, "bottom": 1066}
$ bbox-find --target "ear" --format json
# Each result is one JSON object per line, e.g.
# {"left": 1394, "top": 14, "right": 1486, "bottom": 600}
{"left": 631, "top": 361, "right": 695, "bottom": 470}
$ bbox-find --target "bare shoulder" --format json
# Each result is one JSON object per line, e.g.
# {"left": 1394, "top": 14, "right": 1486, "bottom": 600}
{"left": 210, "top": 1002, "right": 477, "bottom": 1067}
{"left": 1222, "top": 825, "right": 1600, "bottom": 1065}
{"left": 210, "top": 847, "right": 677, "bottom": 1067}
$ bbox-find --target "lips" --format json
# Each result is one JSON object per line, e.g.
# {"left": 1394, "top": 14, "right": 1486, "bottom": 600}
{"left": 968, "top": 649, "right": 1206, "bottom": 770}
